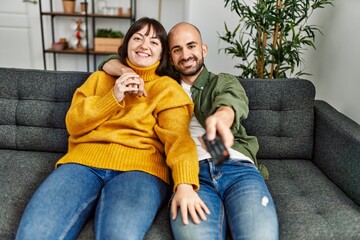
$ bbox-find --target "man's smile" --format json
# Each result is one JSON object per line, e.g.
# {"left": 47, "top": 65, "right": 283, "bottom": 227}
{"left": 180, "top": 58, "right": 196, "bottom": 67}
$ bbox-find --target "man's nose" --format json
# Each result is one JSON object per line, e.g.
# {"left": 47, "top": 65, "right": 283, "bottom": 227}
{"left": 181, "top": 48, "right": 191, "bottom": 59}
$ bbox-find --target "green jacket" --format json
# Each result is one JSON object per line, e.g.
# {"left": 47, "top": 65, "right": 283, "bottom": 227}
{"left": 192, "top": 67, "right": 259, "bottom": 164}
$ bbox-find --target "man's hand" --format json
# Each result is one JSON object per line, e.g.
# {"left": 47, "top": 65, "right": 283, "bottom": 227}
{"left": 171, "top": 184, "right": 210, "bottom": 225}
{"left": 199, "top": 106, "right": 235, "bottom": 149}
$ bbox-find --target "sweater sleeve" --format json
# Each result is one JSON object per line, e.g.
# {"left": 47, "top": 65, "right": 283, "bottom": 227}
{"left": 66, "top": 71, "right": 123, "bottom": 138}
{"left": 154, "top": 82, "right": 200, "bottom": 191}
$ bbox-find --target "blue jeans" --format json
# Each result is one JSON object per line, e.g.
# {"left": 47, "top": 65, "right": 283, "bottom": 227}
{"left": 171, "top": 159, "right": 279, "bottom": 240}
{"left": 16, "top": 164, "right": 170, "bottom": 240}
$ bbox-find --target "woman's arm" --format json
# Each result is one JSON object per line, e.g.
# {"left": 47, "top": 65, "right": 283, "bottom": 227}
{"left": 154, "top": 83, "right": 210, "bottom": 225}
{"left": 171, "top": 184, "right": 210, "bottom": 225}
{"left": 66, "top": 72, "right": 122, "bottom": 137}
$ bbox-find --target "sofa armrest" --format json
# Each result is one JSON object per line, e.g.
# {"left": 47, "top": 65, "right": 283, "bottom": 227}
{"left": 313, "top": 100, "right": 360, "bottom": 205}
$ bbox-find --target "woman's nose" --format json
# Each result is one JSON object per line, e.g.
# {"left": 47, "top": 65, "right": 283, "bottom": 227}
{"left": 140, "top": 40, "right": 150, "bottom": 49}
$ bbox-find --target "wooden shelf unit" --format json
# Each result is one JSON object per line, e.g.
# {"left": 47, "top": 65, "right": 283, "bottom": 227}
{"left": 39, "top": 0, "right": 136, "bottom": 71}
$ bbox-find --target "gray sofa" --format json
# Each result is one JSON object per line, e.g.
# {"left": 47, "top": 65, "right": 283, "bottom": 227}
{"left": 1, "top": 67, "right": 359, "bottom": 240}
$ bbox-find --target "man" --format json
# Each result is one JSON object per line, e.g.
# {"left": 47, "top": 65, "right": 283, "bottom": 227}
{"left": 100, "top": 22, "right": 278, "bottom": 240}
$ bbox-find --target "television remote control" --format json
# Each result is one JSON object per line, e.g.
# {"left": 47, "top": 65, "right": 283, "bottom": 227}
{"left": 202, "top": 134, "right": 230, "bottom": 166}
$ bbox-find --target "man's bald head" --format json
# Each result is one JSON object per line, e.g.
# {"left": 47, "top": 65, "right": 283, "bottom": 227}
{"left": 168, "top": 22, "right": 203, "bottom": 44}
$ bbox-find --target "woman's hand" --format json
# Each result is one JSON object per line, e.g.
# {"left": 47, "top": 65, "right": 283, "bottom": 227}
{"left": 170, "top": 184, "right": 210, "bottom": 225}
{"left": 113, "top": 72, "right": 147, "bottom": 102}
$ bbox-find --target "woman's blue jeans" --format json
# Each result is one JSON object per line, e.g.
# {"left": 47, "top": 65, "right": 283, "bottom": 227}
{"left": 16, "top": 163, "right": 171, "bottom": 240}
{"left": 171, "top": 159, "right": 279, "bottom": 240}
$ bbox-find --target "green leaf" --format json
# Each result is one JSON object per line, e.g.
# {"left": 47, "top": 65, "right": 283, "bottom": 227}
{"left": 218, "top": 0, "right": 333, "bottom": 78}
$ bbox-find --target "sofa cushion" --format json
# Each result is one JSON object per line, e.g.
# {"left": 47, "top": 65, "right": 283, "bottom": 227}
{"left": 0, "top": 68, "right": 90, "bottom": 153}
{"left": 0, "top": 150, "right": 63, "bottom": 239}
{"left": 240, "top": 79, "right": 315, "bottom": 160}
{"left": 261, "top": 159, "right": 360, "bottom": 239}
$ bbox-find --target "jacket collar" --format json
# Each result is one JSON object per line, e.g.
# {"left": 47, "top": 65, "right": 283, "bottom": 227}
{"left": 191, "top": 66, "right": 209, "bottom": 93}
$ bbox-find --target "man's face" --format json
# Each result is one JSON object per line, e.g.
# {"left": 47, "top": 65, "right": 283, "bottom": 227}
{"left": 169, "top": 26, "right": 207, "bottom": 78}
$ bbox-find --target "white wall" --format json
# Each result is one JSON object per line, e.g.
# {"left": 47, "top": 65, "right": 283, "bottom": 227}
{"left": 182, "top": 0, "right": 241, "bottom": 75}
{"left": 306, "top": 0, "right": 360, "bottom": 125}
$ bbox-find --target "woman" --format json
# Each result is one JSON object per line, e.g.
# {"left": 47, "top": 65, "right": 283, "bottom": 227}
{"left": 16, "top": 17, "right": 205, "bottom": 240}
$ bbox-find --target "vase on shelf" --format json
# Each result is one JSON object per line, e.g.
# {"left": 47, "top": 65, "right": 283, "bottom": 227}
{"left": 80, "top": 2, "right": 88, "bottom": 14}
{"left": 62, "top": 0, "right": 76, "bottom": 14}
{"left": 97, "top": 0, "right": 106, "bottom": 14}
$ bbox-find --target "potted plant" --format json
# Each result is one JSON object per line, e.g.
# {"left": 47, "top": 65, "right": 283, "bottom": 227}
{"left": 94, "top": 28, "right": 124, "bottom": 53}
{"left": 218, "top": 0, "right": 334, "bottom": 79}
{"left": 62, "top": 0, "right": 76, "bottom": 14}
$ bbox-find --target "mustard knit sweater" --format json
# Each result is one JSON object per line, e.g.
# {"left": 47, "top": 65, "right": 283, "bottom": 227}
{"left": 56, "top": 60, "right": 199, "bottom": 190}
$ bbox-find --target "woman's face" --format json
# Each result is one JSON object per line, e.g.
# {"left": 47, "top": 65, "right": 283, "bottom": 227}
{"left": 127, "top": 25, "right": 162, "bottom": 68}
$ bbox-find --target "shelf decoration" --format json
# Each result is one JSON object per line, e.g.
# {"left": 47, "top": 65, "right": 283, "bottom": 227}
{"left": 97, "top": 0, "right": 106, "bottom": 14}
{"left": 69, "top": 19, "right": 87, "bottom": 50}
{"left": 62, "top": 0, "right": 76, "bottom": 14}
{"left": 39, "top": 0, "right": 136, "bottom": 71}
{"left": 80, "top": 1, "right": 88, "bottom": 14}
{"left": 118, "top": 7, "right": 131, "bottom": 17}
{"left": 94, "top": 28, "right": 124, "bottom": 53}
{"left": 52, "top": 38, "right": 68, "bottom": 51}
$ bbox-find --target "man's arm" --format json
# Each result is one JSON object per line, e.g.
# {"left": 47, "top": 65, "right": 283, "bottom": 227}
{"left": 102, "top": 59, "right": 135, "bottom": 76}
{"left": 200, "top": 73, "right": 248, "bottom": 149}
{"left": 203, "top": 106, "right": 235, "bottom": 148}
{"left": 98, "top": 54, "right": 135, "bottom": 76}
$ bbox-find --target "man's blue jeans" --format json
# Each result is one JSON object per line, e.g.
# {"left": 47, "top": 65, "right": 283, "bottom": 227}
{"left": 16, "top": 164, "right": 170, "bottom": 240}
{"left": 171, "top": 159, "right": 279, "bottom": 240}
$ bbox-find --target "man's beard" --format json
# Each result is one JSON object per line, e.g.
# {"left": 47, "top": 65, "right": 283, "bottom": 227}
{"left": 175, "top": 56, "right": 204, "bottom": 77}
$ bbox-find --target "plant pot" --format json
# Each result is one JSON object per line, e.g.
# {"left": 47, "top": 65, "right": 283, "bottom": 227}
{"left": 94, "top": 37, "right": 123, "bottom": 53}
{"left": 62, "top": 1, "right": 75, "bottom": 14}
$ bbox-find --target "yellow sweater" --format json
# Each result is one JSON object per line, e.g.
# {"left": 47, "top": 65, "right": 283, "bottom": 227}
{"left": 56, "top": 60, "right": 199, "bottom": 190}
